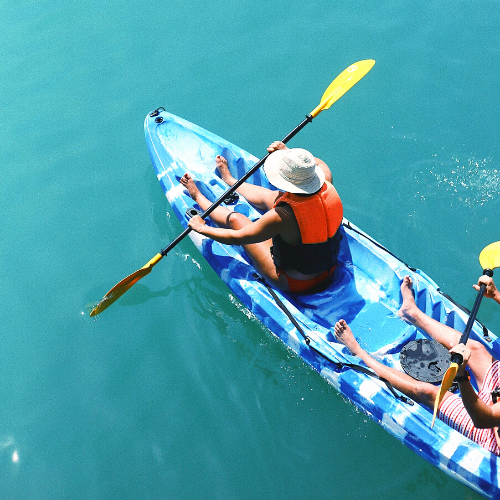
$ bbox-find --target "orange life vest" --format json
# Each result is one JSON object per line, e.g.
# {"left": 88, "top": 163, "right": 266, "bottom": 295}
{"left": 271, "top": 181, "right": 343, "bottom": 274}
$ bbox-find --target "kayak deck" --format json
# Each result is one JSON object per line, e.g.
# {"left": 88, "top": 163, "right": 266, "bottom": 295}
{"left": 145, "top": 109, "right": 500, "bottom": 498}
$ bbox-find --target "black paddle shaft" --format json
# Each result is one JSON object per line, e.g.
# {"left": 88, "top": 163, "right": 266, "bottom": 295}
{"left": 160, "top": 114, "right": 314, "bottom": 257}
{"left": 451, "top": 268, "right": 494, "bottom": 365}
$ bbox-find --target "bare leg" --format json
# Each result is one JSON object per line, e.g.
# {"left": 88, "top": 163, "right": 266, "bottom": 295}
{"left": 181, "top": 173, "right": 236, "bottom": 227}
{"left": 216, "top": 156, "right": 279, "bottom": 211}
{"left": 398, "top": 276, "right": 494, "bottom": 388}
{"left": 180, "top": 173, "right": 287, "bottom": 290}
{"left": 334, "top": 320, "right": 445, "bottom": 409}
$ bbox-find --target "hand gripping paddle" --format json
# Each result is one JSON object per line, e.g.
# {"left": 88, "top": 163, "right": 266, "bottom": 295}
{"left": 431, "top": 241, "right": 500, "bottom": 427}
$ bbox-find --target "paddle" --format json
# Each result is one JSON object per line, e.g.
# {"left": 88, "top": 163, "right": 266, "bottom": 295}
{"left": 90, "top": 59, "right": 376, "bottom": 317}
{"left": 431, "top": 241, "right": 500, "bottom": 427}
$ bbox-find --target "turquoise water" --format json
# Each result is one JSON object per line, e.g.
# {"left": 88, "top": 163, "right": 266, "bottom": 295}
{"left": 2, "top": 0, "right": 499, "bottom": 498}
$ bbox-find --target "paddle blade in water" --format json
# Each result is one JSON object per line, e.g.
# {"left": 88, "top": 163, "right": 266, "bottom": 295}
{"left": 431, "top": 362, "right": 458, "bottom": 428}
{"left": 90, "top": 253, "right": 163, "bottom": 317}
{"left": 479, "top": 241, "right": 500, "bottom": 270}
{"left": 310, "top": 59, "right": 375, "bottom": 118}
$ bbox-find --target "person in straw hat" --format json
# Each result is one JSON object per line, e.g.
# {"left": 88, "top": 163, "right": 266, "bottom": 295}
{"left": 180, "top": 141, "right": 343, "bottom": 293}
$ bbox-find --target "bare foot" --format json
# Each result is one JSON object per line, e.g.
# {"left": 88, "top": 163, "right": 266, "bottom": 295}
{"left": 180, "top": 173, "right": 201, "bottom": 201}
{"left": 216, "top": 156, "right": 236, "bottom": 185}
{"left": 334, "top": 320, "right": 363, "bottom": 356}
{"left": 397, "top": 276, "right": 419, "bottom": 324}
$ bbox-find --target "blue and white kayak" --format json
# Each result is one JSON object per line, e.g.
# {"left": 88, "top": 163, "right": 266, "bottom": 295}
{"left": 145, "top": 109, "right": 500, "bottom": 498}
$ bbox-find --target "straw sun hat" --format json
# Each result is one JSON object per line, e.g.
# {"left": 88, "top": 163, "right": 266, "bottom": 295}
{"left": 263, "top": 148, "right": 325, "bottom": 194}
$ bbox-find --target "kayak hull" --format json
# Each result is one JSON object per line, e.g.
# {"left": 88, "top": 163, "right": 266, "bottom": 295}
{"left": 145, "top": 109, "right": 500, "bottom": 498}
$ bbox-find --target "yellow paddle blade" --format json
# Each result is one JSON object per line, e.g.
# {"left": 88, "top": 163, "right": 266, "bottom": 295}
{"left": 479, "top": 241, "right": 500, "bottom": 270}
{"left": 431, "top": 362, "right": 459, "bottom": 428}
{"left": 310, "top": 59, "right": 376, "bottom": 118}
{"left": 90, "top": 253, "right": 163, "bottom": 317}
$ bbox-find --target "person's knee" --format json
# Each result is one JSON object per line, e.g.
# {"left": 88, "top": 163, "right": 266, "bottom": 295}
{"left": 467, "top": 339, "right": 493, "bottom": 369}
{"left": 225, "top": 211, "right": 251, "bottom": 230}
{"left": 468, "top": 339, "right": 488, "bottom": 356}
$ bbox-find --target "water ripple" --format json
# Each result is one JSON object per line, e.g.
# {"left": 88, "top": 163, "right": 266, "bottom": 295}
{"left": 414, "top": 154, "right": 499, "bottom": 207}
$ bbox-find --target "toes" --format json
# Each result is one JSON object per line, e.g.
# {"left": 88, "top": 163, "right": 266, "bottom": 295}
{"left": 334, "top": 319, "right": 346, "bottom": 335}
{"left": 403, "top": 275, "right": 413, "bottom": 287}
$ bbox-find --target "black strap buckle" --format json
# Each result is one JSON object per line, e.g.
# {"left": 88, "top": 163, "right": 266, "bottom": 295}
{"left": 222, "top": 191, "right": 239, "bottom": 205}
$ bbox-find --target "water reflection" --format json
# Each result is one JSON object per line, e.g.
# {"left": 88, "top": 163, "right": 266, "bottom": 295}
{"left": 1, "top": 436, "right": 19, "bottom": 464}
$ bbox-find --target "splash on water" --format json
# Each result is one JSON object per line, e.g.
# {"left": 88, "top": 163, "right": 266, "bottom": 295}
{"left": 414, "top": 154, "right": 498, "bottom": 208}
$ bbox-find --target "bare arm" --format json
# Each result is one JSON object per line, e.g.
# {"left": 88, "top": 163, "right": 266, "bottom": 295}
{"left": 452, "top": 344, "right": 500, "bottom": 428}
{"left": 187, "top": 209, "right": 283, "bottom": 245}
{"left": 458, "top": 379, "right": 500, "bottom": 428}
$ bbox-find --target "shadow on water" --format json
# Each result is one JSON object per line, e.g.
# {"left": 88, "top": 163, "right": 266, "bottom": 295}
{"left": 84, "top": 280, "right": 183, "bottom": 314}
{"left": 144, "top": 164, "right": 174, "bottom": 241}
{"left": 176, "top": 269, "right": 307, "bottom": 385}
{"left": 116, "top": 283, "right": 171, "bottom": 307}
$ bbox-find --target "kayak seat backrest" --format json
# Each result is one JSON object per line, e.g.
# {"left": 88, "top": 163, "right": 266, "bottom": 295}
{"left": 288, "top": 226, "right": 415, "bottom": 352}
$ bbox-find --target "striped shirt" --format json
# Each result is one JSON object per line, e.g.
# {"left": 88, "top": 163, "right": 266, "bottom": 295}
{"left": 439, "top": 360, "right": 500, "bottom": 455}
